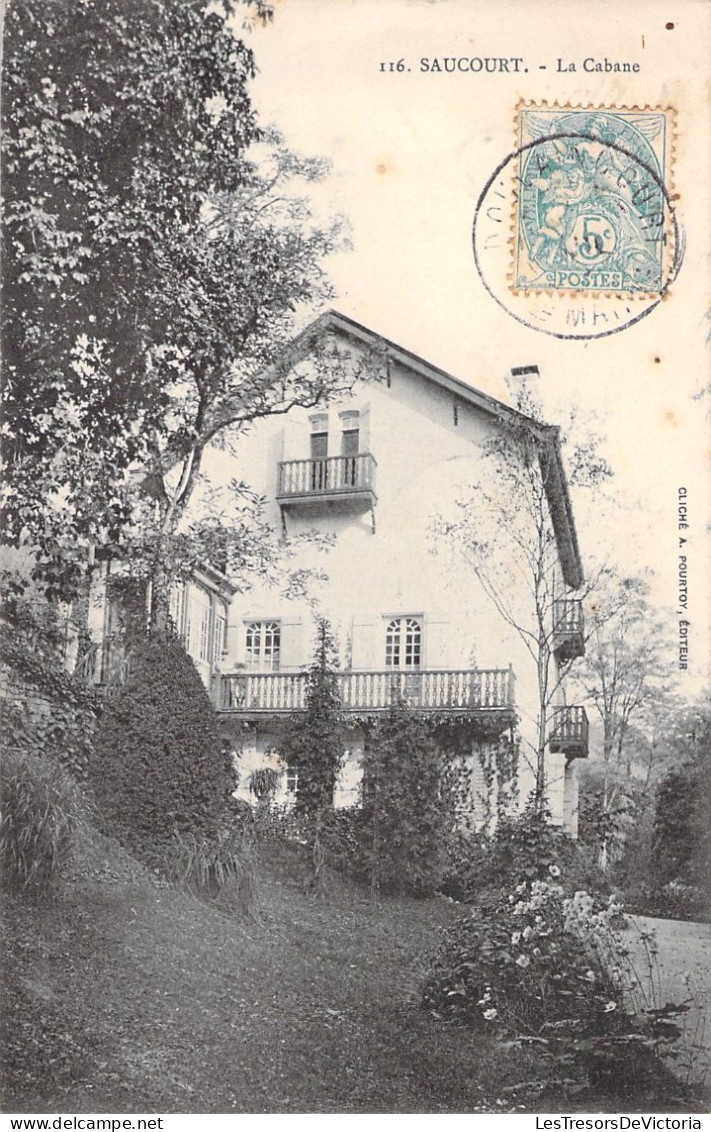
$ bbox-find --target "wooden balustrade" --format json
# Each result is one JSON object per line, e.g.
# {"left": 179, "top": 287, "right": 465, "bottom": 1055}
{"left": 218, "top": 667, "right": 515, "bottom": 714}
{"left": 549, "top": 705, "right": 589, "bottom": 757}
{"left": 552, "top": 599, "right": 585, "bottom": 660}
{"left": 277, "top": 453, "right": 377, "bottom": 498}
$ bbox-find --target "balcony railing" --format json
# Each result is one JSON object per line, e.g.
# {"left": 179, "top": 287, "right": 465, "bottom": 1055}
{"left": 549, "top": 705, "right": 589, "bottom": 759}
{"left": 552, "top": 599, "right": 585, "bottom": 661}
{"left": 217, "top": 667, "right": 515, "bottom": 720}
{"left": 277, "top": 454, "right": 377, "bottom": 502}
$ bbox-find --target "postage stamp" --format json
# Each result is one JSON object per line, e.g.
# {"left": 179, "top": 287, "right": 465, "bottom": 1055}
{"left": 512, "top": 104, "right": 675, "bottom": 297}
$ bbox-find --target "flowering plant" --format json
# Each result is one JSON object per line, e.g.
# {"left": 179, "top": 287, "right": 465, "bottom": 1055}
{"left": 423, "top": 873, "right": 692, "bottom": 1097}
{"left": 424, "top": 875, "right": 623, "bottom": 1035}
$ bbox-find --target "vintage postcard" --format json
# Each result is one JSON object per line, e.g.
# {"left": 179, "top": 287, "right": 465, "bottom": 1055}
{"left": 1, "top": 0, "right": 709, "bottom": 1121}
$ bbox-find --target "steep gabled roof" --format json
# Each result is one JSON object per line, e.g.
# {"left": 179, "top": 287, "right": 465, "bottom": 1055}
{"left": 293, "top": 309, "right": 583, "bottom": 590}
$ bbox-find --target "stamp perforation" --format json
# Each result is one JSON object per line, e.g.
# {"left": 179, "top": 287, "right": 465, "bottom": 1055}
{"left": 507, "top": 100, "right": 678, "bottom": 302}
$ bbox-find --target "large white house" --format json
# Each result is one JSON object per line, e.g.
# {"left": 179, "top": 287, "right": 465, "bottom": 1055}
{"left": 88, "top": 312, "right": 588, "bottom": 832}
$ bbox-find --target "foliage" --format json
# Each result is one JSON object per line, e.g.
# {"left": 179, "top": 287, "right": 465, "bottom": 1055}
{"left": 0, "top": 574, "right": 101, "bottom": 780}
{"left": 423, "top": 877, "right": 691, "bottom": 1098}
{"left": 434, "top": 374, "right": 611, "bottom": 807}
{"left": 654, "top": 742, "right": 711, "bottom": 891}
{"left": 91, "top": 635, "right": 236, "bottom": 862}
{"left": 598, "top": 698, "right": 711, "bottom": 921}
{"left": 0, "top": 748, "right": 81, "bottom": 895}
{"left": 279, "top": 620, "right": 345, "bottom": 886}
{"left": 573, "top": 572, "right": 670, "bottom": 869}
{"left": 441, "top": 802, "right": 575, "bottom": 904}
{"left": 1, "top": 0, "right": 366, "bottom": 609}
{"left": 168, "top": 826, "right": 257, "bottom": 916}
{"left": 359, "top": 703, "right": 453, "bottom": 897}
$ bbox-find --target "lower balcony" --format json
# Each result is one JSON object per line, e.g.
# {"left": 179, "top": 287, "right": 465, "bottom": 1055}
{"left": 216, "top": 667, "right": 516, "bottom": 732}
{"left": 549, "top": 705, "right": 589, "bottom": 759}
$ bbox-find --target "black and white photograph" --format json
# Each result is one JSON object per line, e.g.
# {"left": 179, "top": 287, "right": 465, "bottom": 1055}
{"left": 1, "top": 0, "right": 709, "bottom": 1121}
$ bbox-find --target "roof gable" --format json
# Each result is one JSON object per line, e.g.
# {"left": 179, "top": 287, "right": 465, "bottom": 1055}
{"left": 293, "top": 309, "right": 583, "bottom": 589}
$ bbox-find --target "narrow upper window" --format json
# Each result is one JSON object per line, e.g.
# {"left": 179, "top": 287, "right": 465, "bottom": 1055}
{"left": 339, "top": 410, "right": 360, "bottom": 486}
{"left": 245, "top": 620, "right": 281, "bottom": 672}
{"left": 385, "top": 617, "right": 422, "bottom": 669}
{"left": 309, "top": 413, "right": 329, "bottom": 489}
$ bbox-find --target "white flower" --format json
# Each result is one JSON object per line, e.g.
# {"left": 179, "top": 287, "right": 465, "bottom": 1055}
{"left": 522, "top": 926, "right": 533, "bottom": 942}
{"left": 584, "top": 970, "right": 596, "bottom": 983}
{"left": 549, "top": 864, "right": 561, "bottom": 878}
{"left": 477, "top": 991, "right": 492, "bottom": 1005}
{"left": 483, "top": 1008, "right": 498, "bottom": 1021}
{"left": 511, "top": 932, "right": 521, "bottom": 945}
{"left": 604, "top": 1001, "right": 617, "bottom": 1012}
{"left": 516, "top": 954, "right": 530, "bottom": 969}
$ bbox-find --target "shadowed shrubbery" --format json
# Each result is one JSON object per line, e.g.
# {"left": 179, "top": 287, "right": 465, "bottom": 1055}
{"left": 167, "top": 827, "right": 258, "bottom": 916}
{"left": 91, "top": 635, "right": 237, "bottom": 866}
{"left": 0, "top": 749, "right": 81, "bottom": 895}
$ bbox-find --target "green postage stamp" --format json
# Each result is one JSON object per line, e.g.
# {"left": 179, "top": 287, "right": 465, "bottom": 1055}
{"left": 513, "top": 104, "right": 675, "bottom": 296}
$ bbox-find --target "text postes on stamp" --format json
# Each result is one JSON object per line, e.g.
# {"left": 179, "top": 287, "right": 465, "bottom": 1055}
{"left": 472, "top": 103, "right": 682, "bottom": 340}
{"left": 514, "top": 106, "right": 672, "bottom": 297}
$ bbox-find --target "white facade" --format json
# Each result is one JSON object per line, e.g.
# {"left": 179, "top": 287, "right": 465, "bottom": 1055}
{"left": 203, "top": 313, "right": 588, "bottom": 830}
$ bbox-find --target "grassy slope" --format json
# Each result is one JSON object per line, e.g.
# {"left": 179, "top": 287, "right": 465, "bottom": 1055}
{"left": 1, "top": 829, "right": 704, "bottom": 1114}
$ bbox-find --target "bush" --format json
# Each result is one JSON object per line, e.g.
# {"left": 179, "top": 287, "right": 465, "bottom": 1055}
{"left": 0, "top": 749, "right": 81, "bottom": 894}
{"left": 441, "top": 803, "right": 587, "bottom": 904}
{"left": 168, "top": 826, "right": 258, "bottom": 915}
{"left": 91, "top": 635, "right": 236, "bottom": 863}
{"left": 423, "top": 877, "right": 690, "bottom": 1099}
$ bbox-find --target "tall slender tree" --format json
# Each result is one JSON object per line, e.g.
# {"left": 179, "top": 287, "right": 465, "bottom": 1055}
{"left": 280, "top": 619, "right": 345, "bottom": 887}
{"left": 435, "top": 376, "right": 611, "bottom": 810}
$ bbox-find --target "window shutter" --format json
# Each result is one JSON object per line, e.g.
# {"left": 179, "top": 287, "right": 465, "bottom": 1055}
{"left": 359, "top": 403, "right": 372, "bottom": 453}
{"left": 351, "top": 616, "right": 378, "bottom": 670}
{"left": 279, "top": 618, "right": 304, "bottom": 671}
{"left": 282, "top": 418, "right": 309, "bottom": 462}
{"left": 424, "top": 616, "right": 451, "bottom": 669}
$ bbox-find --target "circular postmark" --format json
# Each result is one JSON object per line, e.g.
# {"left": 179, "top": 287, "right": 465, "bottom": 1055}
{"left": 472, "top": 109, "right": 684, "bottom": 340}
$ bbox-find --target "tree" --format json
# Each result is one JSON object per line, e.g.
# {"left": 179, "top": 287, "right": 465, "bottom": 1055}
{"left": 279, "top": 619, "right": 345, "bottom": 887}
{"left": 1, "top": 0, "right": 369, "bottom": 615}
{"left": 435, "top": 375, "right": 611, "bottom": 811}
{"left": 652, "top": 699, "right": 711, "bottom": 889}
{"left": 573, "top": 573, "right": 669, "bottom": 867}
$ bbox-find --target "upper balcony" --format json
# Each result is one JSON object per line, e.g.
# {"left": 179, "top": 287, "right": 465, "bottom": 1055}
{"left": 548, "top": 705, "right": 589, "bottom": 759}
{"left": 276, "top": 454, "right": 377, "bottom": 513}
{"left": 552, "top": 599, "right": 585, "bottom": 661}
{"left": 216, "top": 666, "right": 516, "bottom": 736}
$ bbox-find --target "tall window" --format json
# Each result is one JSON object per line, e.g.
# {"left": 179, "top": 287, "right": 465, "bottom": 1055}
{"left": 385, "top": 617, "right": 422, "bottom": 668}
{"left": 245, "top": 621, "right": 281, "bottom": 672}
{"left": 309, "top": 413, "right": 328, "bottom": 490}
{"left": 340, "top": 410, "right": 360, "bottom": 487}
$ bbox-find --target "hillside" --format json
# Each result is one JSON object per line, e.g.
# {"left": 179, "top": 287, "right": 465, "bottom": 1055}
{"left": 1, "top": 825, "right": 705, "bottom": 1114}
